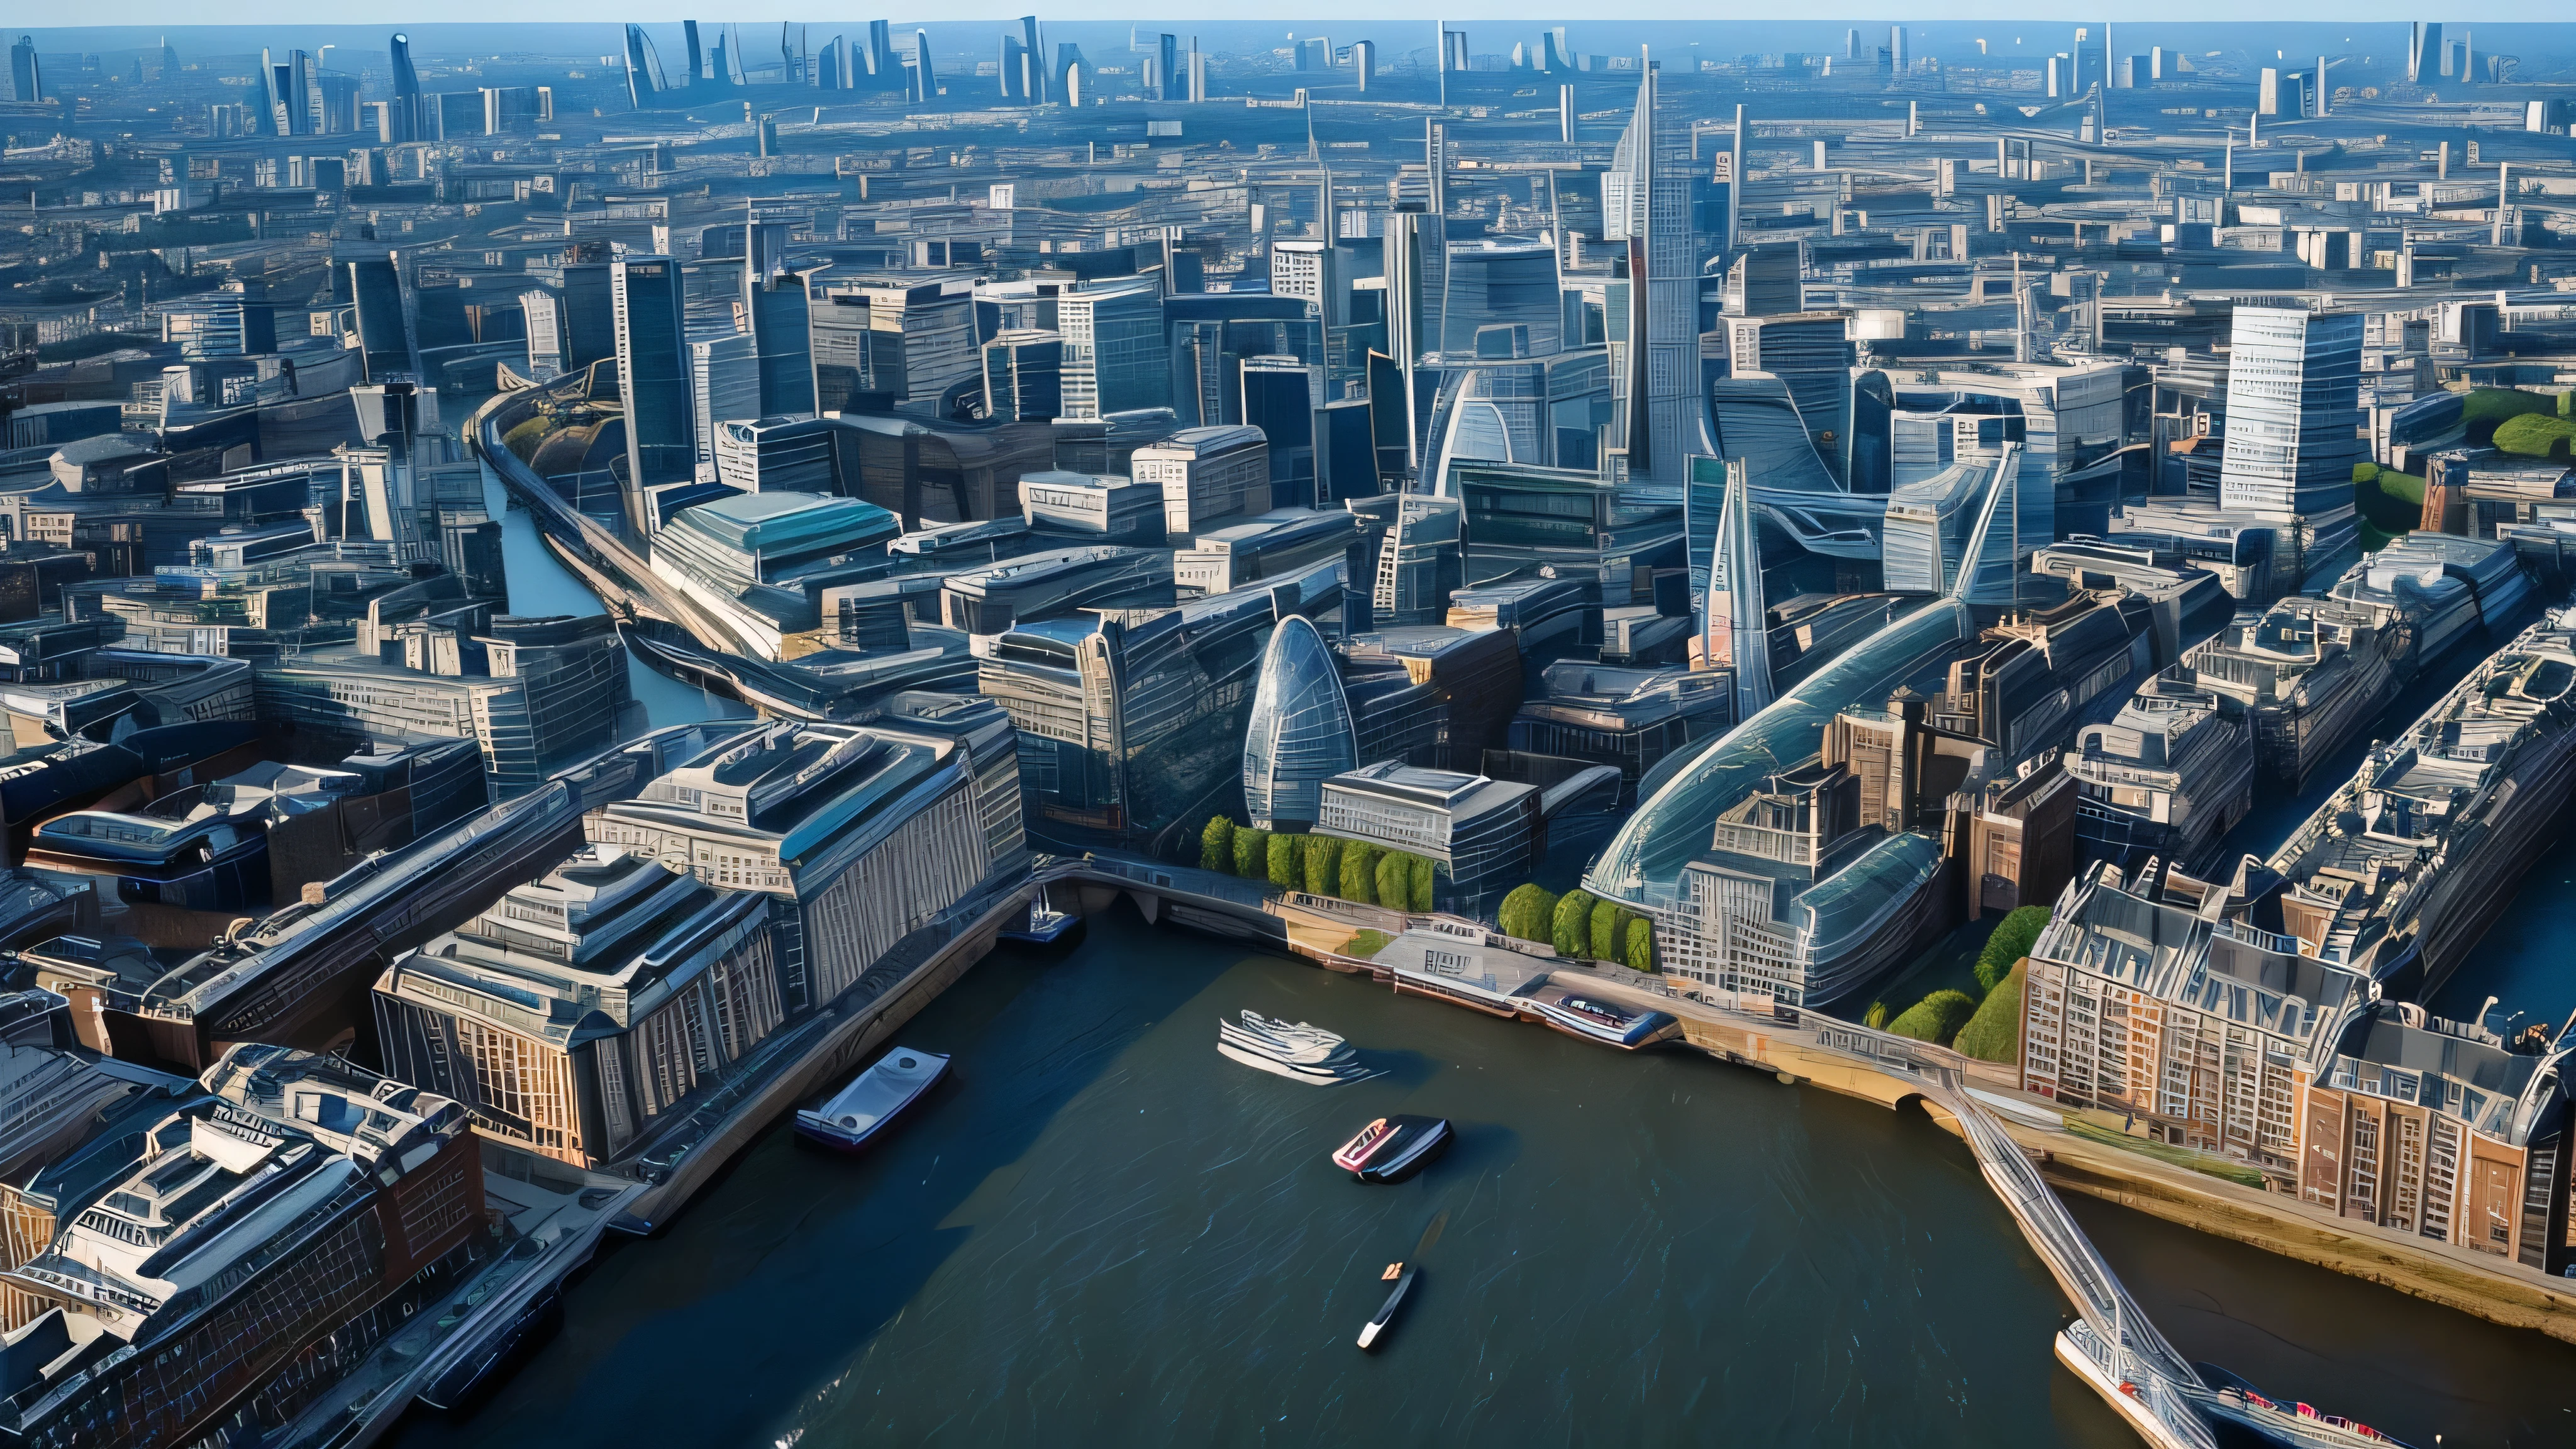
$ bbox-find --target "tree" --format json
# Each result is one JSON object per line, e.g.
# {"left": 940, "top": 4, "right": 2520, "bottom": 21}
{"left": 1623, "top": 916, "right": 1655, "bottom": 973}
{"left": 1233, "top": 828, "right": 1270, "bottom": 881}
{"left": 1267, "top": 833, "right": 1301, "bottom": 890}
{"left": 1552, "top": 890, "right": 1594, "bottom": 958}
{"left": 1887, "top": 989, "right": 1979, "bottom": 1046}
{"left": 1497, "top": 884, "right": 1557, "bottom": 943}
{"left": 1339, "top": 841, "right": 1379, "bottom": 904}
{"left": 1375, "top": 850, "right": 1412, "bottom": 912}
{"left": 1862, "top": 1001, "right": 1890, "bottom": 1030}
{"left": 1408, "top": 853, "right": 1435, "bottom": 913}
{"left": 1199, "top": 816, "right": 1236, "bottom": 874}
{"left": 1974, "top": 905, "right": 2051, "bottom": 995}
{"left": 1303, "top": 835, "right": 1343, "bottom": 896}
{"left": 1588, "top": 898, "right": 1625, "bottom": 963}
{"left": 1953, "top": 962, "right": 2026, "bottom": 1065}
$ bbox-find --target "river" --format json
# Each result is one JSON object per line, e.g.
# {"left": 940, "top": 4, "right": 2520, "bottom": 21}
{"left": 417, "top": 490, "right": 2576, "bottom": 1447}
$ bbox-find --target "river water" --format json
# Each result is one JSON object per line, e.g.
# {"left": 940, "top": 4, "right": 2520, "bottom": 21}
{"left": 413, "top": 492, "right": 2576, "bottom": 1448}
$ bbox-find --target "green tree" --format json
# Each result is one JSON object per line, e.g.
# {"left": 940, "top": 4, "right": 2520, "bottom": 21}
{"left": 1589, "top": 898, "right": 1626, "bottom": 962}
{"left": 1887, "top": 989, "right": 1979, "bottom": 1046}
{"left": 1338, "top": 841, "right": 1379, "bottom": 904}
{"left": 1267, "top": 833, "right": 1301, "bottom": 890}
{"left": 1233, "top": 827, "right": 1270, "bottom": 881}
{"left": 1974, "top": 905, "right": 2051, "bottom": 995}
{"left": 1302, "top": 835, "right": 1343, "bottom": 896}
{"left": 1497, "top": 883, "right": 1558, "bottom": 942}
{"left": 1408, "top": 853, "right": 1435, "bottom": 912}
{"left": 1623, "top": 917, "right": 1656, "bottom": 973}
{"left": 1375, "top": 850, "right": 1412, "bottom": 911}
{"left": 1862, "top": 1001, "right": 1890, "bottom": 1030}
{"left": 1199, "top": 816, "right": 1236, "bottom": 874}
{"left": 1953, "top": 962, "right": 2027, "bottom": 1064}
{"left": 1552, "top": 889, "right": 1595, "bottom": 958}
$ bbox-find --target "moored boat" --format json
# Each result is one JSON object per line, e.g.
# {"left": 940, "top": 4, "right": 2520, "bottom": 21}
{"left": 1518, "top": 982, "right": 1685, "bottom": 1049}
{"left": 1357, "top": 1262, "right": 1416, "bottom": 1351}
{"left": 1331, "top": 1115, "right": 1452, "bottom": 1183}
{"left": 794, "top": 1046, "right": 950, "bottom": 1152}
{"left": 998, "top": 891, "right": 1085, "bottom": 952}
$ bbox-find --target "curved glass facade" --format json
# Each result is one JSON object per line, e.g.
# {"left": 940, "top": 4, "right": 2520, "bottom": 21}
{"left": 1241, "top": 614, "right": 1358, "bottom": 830}
{"left": 1585, "top": 597, "right": 1975, "bottom": 908}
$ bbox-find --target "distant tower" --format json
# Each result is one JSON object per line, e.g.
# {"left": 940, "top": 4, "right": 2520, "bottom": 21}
{"left": 913, "top": 30, "right": 936, "bottom": 103}
{"left": 389, "top": 31, "right": 423, "bottom": 141}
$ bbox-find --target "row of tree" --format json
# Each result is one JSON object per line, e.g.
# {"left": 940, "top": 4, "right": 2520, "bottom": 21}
{"left": 1495, "top": 883, "right": 1655, "bottom": 972}
{"left": 1861, "top": 904, "right": 2048, "bottom": 1062}
{"left": 1197, "top": 816, "right": 1436, "bottom": 913}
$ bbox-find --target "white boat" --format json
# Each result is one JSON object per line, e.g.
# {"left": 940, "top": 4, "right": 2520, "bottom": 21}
{"left": 794, "top": 1047, "right": 950, "bottom": 1152}
{"left": 1216, "top": 1011, "right": 1375, "bottom": 1085}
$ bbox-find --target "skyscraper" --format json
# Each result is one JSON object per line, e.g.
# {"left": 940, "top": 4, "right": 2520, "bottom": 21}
{"left": 2409, "top": 21, "right": 2440, "bottom": 85}
{"left": 2217, "top": 307, "right": 2365, "bottom": 519}
{"left": 743, "top": 224, "right": 814, "bottom": 416}
{"left": 1702, "top": 460, "right": 1770, "bottom": 719}
{"left": 625, "top": 24, "right": 669, "bottom": 107}
{"left": 614, "top": 256, "right": 696, "bottom": 523}
{"left": 1605, "top": 60, "right": 1699, "bottom": 484}
{"left": 1243, "top": 614, "right": 1360, "bottom": 831}
{"left": 346, "top": 255, "right": 413, "bottom": 382}
{"left": 9, "top": 36, "right": 42, "bottom": 105}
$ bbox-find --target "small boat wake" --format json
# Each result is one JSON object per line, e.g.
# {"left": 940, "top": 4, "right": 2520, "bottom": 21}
{"left": 1216, "top": 1011, "right": 1382, "bottom": 1085}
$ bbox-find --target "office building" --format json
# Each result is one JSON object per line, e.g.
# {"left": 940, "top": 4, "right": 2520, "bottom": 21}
{"left": 0, "top": 1046, "right": 484, "bottom": 1449}
{"left": 652, "top": 491, "right": 901, "bottom": 657}
{"left": 938, "top": 547, "right": 1175, "bottom": 635}
{"left": 615, "top": 256, "right": 697, "bottom": 526}
{"left": 1314, "top": 762, "right": 1540, "bottom": 915}
{"left": 808, "top": 275, "right": 979, "bottom": 413}
{"left": 1174, "top": 508, "right": 1358, "bottom": 597}
{"left": 1018, "top": 469, "right": 1162, "bottom": 544}
{"left": 1508, "top": 663, "right": 1734, "bottom": 799}
{"left": 2067, "top": 677, "right": 2254, "bottom": 877}
{"left": 984, "top": 328, "right": 1064, "bottom": 423}
{"left": 687, "top": 331, "right": 762, "bottom": 482}
{"left": 712, "top": 415, "right": 840, "bottom": 495}
{"left": 1136, "top": 425, "right": 1271, "bottom": 535}
{"left": 2218, "top": 307, "right": 2366, "bottom": 518}
{"left": 1056, "top": 277, "right": 1170, "bottom": 419}
{"left": 375, "top": 845, "right": 785, "bottom": 1169}
{"left": 1242, "top": 614, "right": 1358, "bottom": 831}
{"left": 579, "top": 715, "right": 1018, "bottom": 1021}
{"left": 743, "top": 224, "right": 815, "bottom": 416}
{"left": 253, "top": 614, "right": 630, "bottom": 796}
{"left": 1602, "top": 61, "right": 1697, "bottom": 484}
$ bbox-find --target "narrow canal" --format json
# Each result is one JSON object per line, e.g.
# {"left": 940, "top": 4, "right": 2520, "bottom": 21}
{"left": 417, "top": 490, "right": 2576, "bottom": 1446}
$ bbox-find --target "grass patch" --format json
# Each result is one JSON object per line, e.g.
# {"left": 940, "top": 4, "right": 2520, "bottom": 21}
{"left": 2063, "top": 1118, "right": 2269, "bottom": 1188}
{"left": 2492, "top": 412, "right": 2576, "bottom": 463}
{"left": 1340, "top": 930, "right": 1392, "bottom": 959}
{"left": 2351, "top": 461, "right": 2423, "bottom": 535}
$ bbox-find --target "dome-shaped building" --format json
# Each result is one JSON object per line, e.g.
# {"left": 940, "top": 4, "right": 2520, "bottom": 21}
{"left": 1241, "top": 614, "right": 1357, "bottom": 831}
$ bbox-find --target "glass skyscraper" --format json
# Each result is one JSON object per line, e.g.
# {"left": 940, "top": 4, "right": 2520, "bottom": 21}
{"left": 2218, "top": 306, "right": 2365, "bottom": 519}
{"left": 1241, "top": 614, "right": 1358, "bottom": 830}
{"left": 614, "top": 256, "right": 697, "bottom": 509}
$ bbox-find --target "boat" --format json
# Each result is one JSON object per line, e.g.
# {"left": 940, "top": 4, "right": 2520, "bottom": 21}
{"left": 998, "top": 889, "right": 1085, "bottom": 952}
{"left": 1217, "top": 1011, "right": 1376, "bottom": 1085}
{"left": 1357, "top": 1261, "right": 1416, "bottom": 1351}
{"left": 1518, "top": 982, "right": 1685, "bottom": 1050}
{"left": 794, "top": 1046, "right": 951, "bottom": 1152}
{"left": 1331, "top": 1115, "right": 1453, "bottom": 1183}
{"left": 416, "top": 1285, "right": 561, "bottom": 1413}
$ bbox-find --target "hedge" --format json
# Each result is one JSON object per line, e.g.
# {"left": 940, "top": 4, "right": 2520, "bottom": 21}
{"left": 1338, "top": 841, "right": 1380, "bottom": 904}
{"left": 1953, "top": 962, "right": 2026, "bottom": 1064}
{"left": 1552, "top": 889, "right": 1595, "bottom": 958}
{"left": 1233, "top": 827, "right": 1270, "bottom": 880}
{"left": 1623, "top": 917, "right": 1656, "bottom": 972}
{"left": 1199, "top": 816, "right": 1236, "bottom": 873}
{"left": 1887, "top": 989, "right": 1979, "bottom": 1046}
{"left": 1498, "top": 884, "right": 1557, "bottom": 943}
{"left": 1975, "top": 906, "right": 2050, "bottom": 995}
{"left": 1302, "top": 835, "right": 1343, "bottom": 896}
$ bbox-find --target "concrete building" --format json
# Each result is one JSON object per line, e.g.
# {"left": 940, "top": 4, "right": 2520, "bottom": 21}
{"left": 1134, "top": 425, "right": 1271, "bottom": 535}
{"left": 1314, "top": 762, "right": 1540, "bottom": 914}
